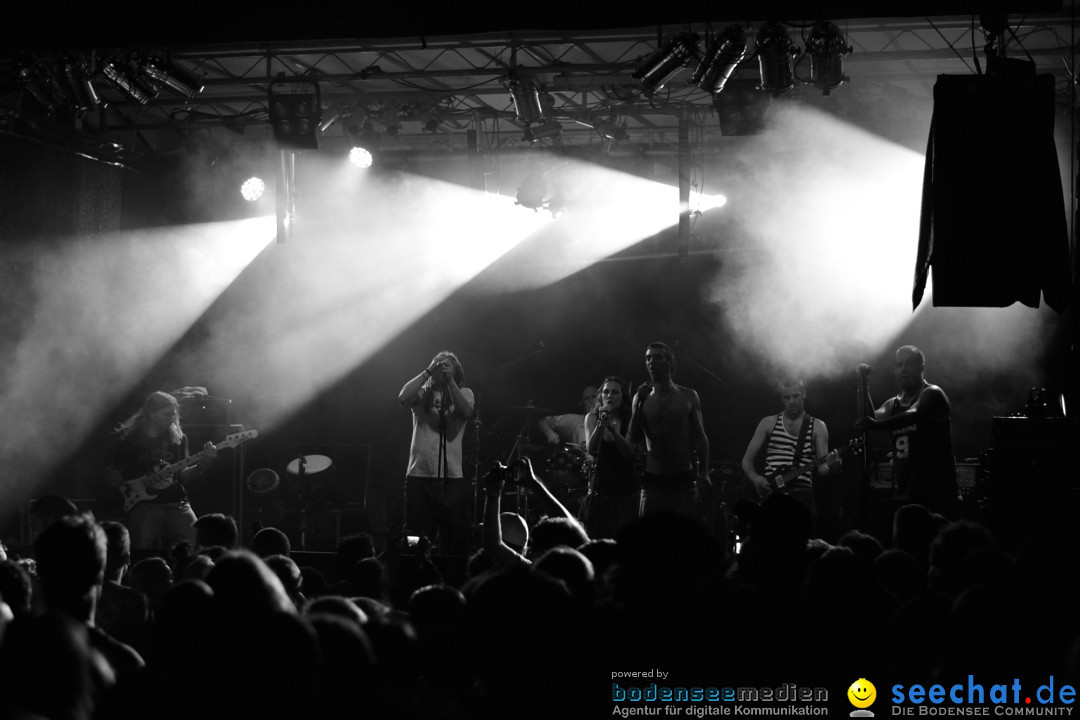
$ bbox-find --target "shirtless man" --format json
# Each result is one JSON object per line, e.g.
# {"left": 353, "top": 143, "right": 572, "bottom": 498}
{"left": 628, "top": 342, "right": 710, "bottom": 518}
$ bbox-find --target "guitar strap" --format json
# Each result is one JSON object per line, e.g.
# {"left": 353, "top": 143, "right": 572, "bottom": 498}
{"left": 791, "top": 414, "right": 813, "bottom": 468}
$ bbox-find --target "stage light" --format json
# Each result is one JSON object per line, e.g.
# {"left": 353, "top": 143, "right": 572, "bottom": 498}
{"left": 690, "top": 190, "right": 727, "bottom": 212}
{"left": 240, "top": 176, "right": 266, "bottom": 201}
{"left": 137, "top": 54, "right": 204, "bottom": 99}
{"left": 633, "top": 33, "right": 699, "bottom": 93}
{"left": 691, "top": 25, "right": 748, "bottom": 95}
{"left": 595, "top": 118, "right": 628, "bottom": 141}
{"left": 505, "top": 70, "right": 544, "bottom": 125}
{"left": 15, "top": 56, "right": 63, "bottom": 114}
{"left": 755, "top": 22, "right": 798, "bottom": 95}
{"left": 269, "top": 81, "right": 321, "bottom": 150}
{"left": 59, "top": 54, "right": 100, "bottom": 114}
{"left": 806, "top": 20, "right": 852, "bottom": 94}
{"left": 523, "top": 118, "right": 563, "bottom": 144}
{"left": 349, "top": 147, "right": 373, "bottom": 168}
{"left": 712, "top": 79, "right": 770, "bottom": 136}
{"left": 318, "top": 110, "right": 342, "bottom": 134}
{"left": 99, "top": 55, "right": 155, "bottom": 105}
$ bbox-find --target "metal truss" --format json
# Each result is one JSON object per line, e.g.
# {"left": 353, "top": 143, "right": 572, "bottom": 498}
{"left": 0, "top": 12, "right": 1075, "bottom": 168}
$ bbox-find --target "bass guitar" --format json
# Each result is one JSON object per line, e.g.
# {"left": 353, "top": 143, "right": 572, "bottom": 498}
{"left": 117, "top": 429, "right": 258, "bottom": 511}
{"left": 763, "top": 437, "right": 863, "bottom": 496}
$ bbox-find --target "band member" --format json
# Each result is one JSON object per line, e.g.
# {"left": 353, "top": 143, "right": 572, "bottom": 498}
{"left": 105, "top": 391, "right": 217, "bottom": 550}
{"left": 740, "top": 379, "right": 840, "bottom": 525}
{"left": 583, "top": 376, "right": 640, "bottom": 538}
{"left": 855, "top": 345, "right": 959, "bottom": 516}
{"left": 538, "top": 385, "right": 597, "bottom": 446}
{"left": 398, "top": 351, "right": 475, "bottom": 554}
{"left": 628, "top": 342, "right": 709, "bottom": 518}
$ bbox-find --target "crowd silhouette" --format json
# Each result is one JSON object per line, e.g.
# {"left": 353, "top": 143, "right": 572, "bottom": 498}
{"left": 2, "top": 477, "right": 1080, "bottom": 720}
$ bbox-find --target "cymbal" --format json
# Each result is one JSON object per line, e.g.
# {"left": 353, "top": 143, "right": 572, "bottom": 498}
{"left": 285, "top": 454, "right": 333, "bottom": 475}
{"left": 507, "top": 404, "right": 555, "bottom": 414}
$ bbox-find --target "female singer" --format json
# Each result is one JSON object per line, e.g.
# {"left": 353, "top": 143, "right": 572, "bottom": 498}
{"left": 582, "top": 376, "right": 640, "bottom": 539}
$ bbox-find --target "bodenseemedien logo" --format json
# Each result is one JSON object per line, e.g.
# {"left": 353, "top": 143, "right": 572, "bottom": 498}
{"left": 849, "top": 678, "right": 877, "bottom": 717}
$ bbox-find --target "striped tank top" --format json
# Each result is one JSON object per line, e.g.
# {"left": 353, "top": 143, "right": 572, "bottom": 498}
{"left": 764, "top": 413, "right": 815, "bottom": 488}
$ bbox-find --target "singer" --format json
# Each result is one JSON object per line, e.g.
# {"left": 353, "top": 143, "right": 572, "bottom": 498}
{"left": 855, "top": 345, "right": 958, "bottom": 517}
{"left": 628, "top": 342, "right": 710, "bottom": 518}
{"left": 583, "top": 376, "right": 640, "bottom": 538}
{"left": 398, "top": 351, "right": 475, "bottom": 554}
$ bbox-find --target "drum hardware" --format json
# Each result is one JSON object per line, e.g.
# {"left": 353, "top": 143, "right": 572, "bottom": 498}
{"left": 286, "top": 454, "right": 335, "bottom": 551}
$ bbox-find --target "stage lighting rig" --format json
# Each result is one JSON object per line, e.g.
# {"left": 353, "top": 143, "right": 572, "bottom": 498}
{"left": 59, "top": 54, "right": 100, "bottom": 114}
{"left": 268, "top": 79, "right": 321, "bottom": 150}
{"left": 99, "top": 55, "right": 155, "bottom": 105}
{"left": 633, "top": 33, "right": 700, "bottom": 93}
{"left": 755, "top": 22, "right": 798, "bottom": 95}
{"left": 691, "top": 25, "right": 748, "bottom": 96}
{"left": 505, "top": 70, "right": 545, "bottom": 125}
{"left": 15, "top": 56, "right": 63, "bottom": 115}
{"left": 805, "top": 21, "right": 852, "bottom": 94}
{"left": 137, "top": 54, "right": 204, "bottom": 100}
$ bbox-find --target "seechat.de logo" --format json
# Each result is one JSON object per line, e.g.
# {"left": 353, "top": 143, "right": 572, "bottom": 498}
{"left": 849, "top": 678, "right": 877, "bottom": 717}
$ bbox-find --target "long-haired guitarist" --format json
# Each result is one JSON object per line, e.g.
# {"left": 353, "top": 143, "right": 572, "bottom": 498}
{"left": 104, "top": 391, "right": 218, "bottom": 549}
{"left": 740, "top": 379, "right": 841, "bottom": 525}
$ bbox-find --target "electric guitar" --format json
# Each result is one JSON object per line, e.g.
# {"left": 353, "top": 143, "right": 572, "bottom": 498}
{"left": 762, "top": 437, "right": 863, "bottom": 496}
{"left": 116, "top": 429, "right": 258, "bottom": 511}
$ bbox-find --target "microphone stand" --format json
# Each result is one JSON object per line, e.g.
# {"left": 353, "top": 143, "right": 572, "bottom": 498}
{"left": 296, "top": 454, "right": 308, "bottom": 551}
{"left": 856, "top": 365, "right": 872, "bottom": 532}
{"left": 470, "top": 401, "right": 483, "bottom": 538}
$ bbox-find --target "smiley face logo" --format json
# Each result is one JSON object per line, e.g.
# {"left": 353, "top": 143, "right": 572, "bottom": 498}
{"left": 848, "top": 678, "right": 877, "bottom": 709}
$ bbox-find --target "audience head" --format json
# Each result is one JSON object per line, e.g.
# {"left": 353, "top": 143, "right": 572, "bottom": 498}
{"left": 336, "top": 532, "right": 376, "bottom": 572}
{"left": 33, "top": 515, "right": 106, "bottom": 622}
{"left": 193, "top": 513, "right": 239, "bottom": 550}
{"left": 99, "top": 521, "right": 131, "bottom": 583}
{"left": 265, "top": 554, "right": 304, "bottom": 607}
{"left": 303, "top": 595, "right": 369, "bottom": 626}
{"left": 533, "top": 546, "right": 595, "bottom": 605}
{"left": 529, "top": 517, "right": 588, "bottom": 559}
{"left": 28, "top": 495, "right": 79, "bottom": 543}
{"left": 0, "top": 560, "right": 33, "bottom": 618}
{"left": 205, "top": 550, "right": 294, "bottom": 617}
{"left": 499, "top": 512, "right": 529, "bottom": 554}
{"left": 251, "top": 526, "right": 291, "bottom": 558}
{"left": 127, "top": 556, "right": 173, "bottom": 609}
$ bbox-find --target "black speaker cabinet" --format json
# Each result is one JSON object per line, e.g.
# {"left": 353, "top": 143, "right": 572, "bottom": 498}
{"left": 184, "top": 424, "right": 247, "bottom": 522}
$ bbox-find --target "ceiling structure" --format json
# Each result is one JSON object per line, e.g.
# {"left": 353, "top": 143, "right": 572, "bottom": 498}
{"left": 0, "top": 5, "right": 1076, "bottom": 171}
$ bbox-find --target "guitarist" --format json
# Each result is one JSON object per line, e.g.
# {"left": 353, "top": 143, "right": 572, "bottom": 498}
{"left": 104, "top": 391, "right": 218, "bottom": 549}
{"left": 740, "top": 379, "right": 840, "bottom": 526}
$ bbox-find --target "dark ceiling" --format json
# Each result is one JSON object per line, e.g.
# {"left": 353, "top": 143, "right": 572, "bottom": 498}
{"left": 2, "top": 2, "right": 1066, "bottom": 48}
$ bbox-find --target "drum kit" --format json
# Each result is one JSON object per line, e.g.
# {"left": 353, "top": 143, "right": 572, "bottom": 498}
{"left": 244, "top": 453, "right": 337, "bottom": 550}
{"left": 495, "top": 402, "right": 592, "bottom": 523}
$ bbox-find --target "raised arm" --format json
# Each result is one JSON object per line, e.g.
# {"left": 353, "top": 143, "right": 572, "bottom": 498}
{"left": 399, "top": 364, "right": 436, "bottom": 408}
{"left": 481, "top": 464, "right": 527, "bottom": 569}
{"left": 510, "top": 457, "right": 586, "bottom": 533}
{"left": 446, "top": 380, "right": 474, "bottom": 419}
